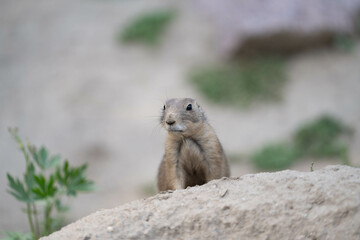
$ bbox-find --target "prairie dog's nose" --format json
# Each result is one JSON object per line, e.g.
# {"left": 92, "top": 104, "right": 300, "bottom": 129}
{"left": 166, "top": 119, "right": 176, "bottom": 126}
{"left": 166, "top": 113, "right": 176, "bottom": 126}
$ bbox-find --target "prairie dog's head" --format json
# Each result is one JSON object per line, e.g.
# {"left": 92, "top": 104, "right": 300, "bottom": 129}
{"left": 160, "top": 98, "right": 206, "bottom": 135}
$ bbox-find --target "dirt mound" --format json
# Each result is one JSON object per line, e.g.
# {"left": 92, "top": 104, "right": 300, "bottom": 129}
{"left": 42, "top": 165, "right": 360, "bottom": 240}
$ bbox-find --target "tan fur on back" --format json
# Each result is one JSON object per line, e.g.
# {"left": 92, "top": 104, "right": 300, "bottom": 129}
{"left": 157, "top": 98, "right": 230, "bottom": 192}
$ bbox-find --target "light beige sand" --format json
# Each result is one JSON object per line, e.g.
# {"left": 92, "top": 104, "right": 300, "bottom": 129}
{"left": 42, "top": 165, "right": 360, "bottom": 240}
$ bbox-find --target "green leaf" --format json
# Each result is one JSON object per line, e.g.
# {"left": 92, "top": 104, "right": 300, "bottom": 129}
{"left": 32, "top": 174, "right": 57, "bottom": 199}
{"left": 6, "top": 173, "right": 31, "bottom": 203}
{"left": 23, "top": 163, "right": 36, "bottom": 201}
{"left": 47, "top": 175, "right": 55, "bottom": 194}
{"left": 64, "top": 161, "right": 69, "bottom": 173}
{"left": 56, "top": 161, "right": 94, "bottom": 196}
{"left": 29, "top": 145, "right": 60, "bottom": 170}
{"left": 34, "top": 175, "right": 45, "bottom": 191}
{"left": 39, "top": 146, "right": 49, "bottom": 165}
{"left": 0, "top": 231, "right": 32, "bottom": 240}
{"left": 48, "top": 155, "right": 61, "bottom": 168}
{"left": 28, "top": 145, "right": 40, "bottom": 168}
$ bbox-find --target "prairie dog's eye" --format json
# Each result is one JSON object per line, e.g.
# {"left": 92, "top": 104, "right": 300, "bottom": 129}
{"left": 163, "top": 105, "right": 166, "bottom": 110}
{"left": 186, "top": 104, "right": 192, "bottom": 111}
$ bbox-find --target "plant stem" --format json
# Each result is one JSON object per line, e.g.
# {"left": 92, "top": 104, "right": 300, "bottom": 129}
{"left": 26, "top": 203, "right": 37, "bottom": 239}
{"left": 11, "top": 129, "right": 37, "bottom": 238}
{"left": 44, "top": 201, "right": 53, "bottom": 236}
{"left": 8, "top": 128, "right": 30, "bottom": 167}
{"left": 32, "top": 203, "right": 40, "bottom": 237}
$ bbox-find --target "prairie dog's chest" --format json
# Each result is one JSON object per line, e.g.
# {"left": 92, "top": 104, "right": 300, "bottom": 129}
{"left": 178, "top": 138, "right": 205, "bottom": 165}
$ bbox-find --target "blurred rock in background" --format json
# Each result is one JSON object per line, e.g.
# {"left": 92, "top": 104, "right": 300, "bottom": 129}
{"left": 196, "top": 0, "right": 360, "bottom": 57}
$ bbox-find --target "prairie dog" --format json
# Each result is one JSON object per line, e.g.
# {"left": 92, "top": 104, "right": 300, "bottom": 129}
{"left": 157, "top": 98, "right": 230, "bottom": 192}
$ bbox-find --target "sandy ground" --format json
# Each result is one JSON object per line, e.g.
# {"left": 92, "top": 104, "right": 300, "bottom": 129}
{"left": 0, "top": 0, "right": 359, "bottom": 233}
{"left": 42, "top": 165, "right": 360, "bottom": 240}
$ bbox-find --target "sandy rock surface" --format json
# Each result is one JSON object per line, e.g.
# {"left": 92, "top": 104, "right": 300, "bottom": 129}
{"left": 42, "top": 165, "right": 360, "bottom": 240}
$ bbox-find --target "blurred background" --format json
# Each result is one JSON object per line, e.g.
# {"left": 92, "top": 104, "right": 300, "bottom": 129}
{"left": 1, "top": 0, "right": 360, "bottom": 234}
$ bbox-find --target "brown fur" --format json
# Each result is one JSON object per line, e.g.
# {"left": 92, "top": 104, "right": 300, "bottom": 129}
{"left": 157, "top": 98, "right": 230, "bottom": 192}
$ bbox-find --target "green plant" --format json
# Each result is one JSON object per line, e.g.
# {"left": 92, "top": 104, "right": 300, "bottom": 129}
{"left": 189, "top": 57, "right": 286, "bottom": 107}
{"left": 4, "top": 128, "right": 94, "bottom": 239}
{"left": 0, "top": 231, "right": 32, "bottom": 240}
{"left": 119, "top": 9, "right": 175, "bottom": 45}
{"left": 294, "top": 115, "right": 351, "bottom": 162}
{"left": 333, "top": 34, "right": 356, "bottom": 52}
{"left": 248, "top": 115, "right": 352, "bottom": 171}
{"left": 251, "top": 143, "right": 299, "bottom": 171}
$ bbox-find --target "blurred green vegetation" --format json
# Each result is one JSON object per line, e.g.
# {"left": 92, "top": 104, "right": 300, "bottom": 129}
{"left": 189, "top": 57, "right": 286, "bottom": 107}
{"left": 0, "top": 231, "right": 32, "bottom": 240}
{"left": 294, "top": 115, "right": 351, "bottom": 164}
{"left": 119, "top": 9, "right": 175, "bottom": 45}
{"left": 247, "top": 115, "right": 352, "bottom": 171}
{"left": 333, "top": 34, "right": 356, "bottom": 52}
{"left": 139, "top": 182, "right": 157, "bottom": 197}
{"left": 251, "top": 143, "right": 299, "bottom": 171}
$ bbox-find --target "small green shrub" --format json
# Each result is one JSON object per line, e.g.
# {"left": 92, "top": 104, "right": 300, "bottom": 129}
{"left": 294, "top": 115, "right": 351, "bottom": 161}
{"left": 119, "top": 9, "right": 175, "bottom": 45}
{"left": 4, "top": 128, "right": 94, "bottom": 239}
{"left": 189, "top": 57, "right": 286, "bottom": 107}
{"left": 248, "top": 115, "right": 352, "bottom": 171}
{"left": 251, "top": 143, "right": 299, "bottom": 171}
{"left": 333, "top": 34, "right": 356, "bottom": 52}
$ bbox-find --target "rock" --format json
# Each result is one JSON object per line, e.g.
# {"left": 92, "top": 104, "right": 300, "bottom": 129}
{"left": 42, "top": 165, "right": 360, "bottom": 240}
{"left": 194, "top": 0, "right": 360, "bottom": 57}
